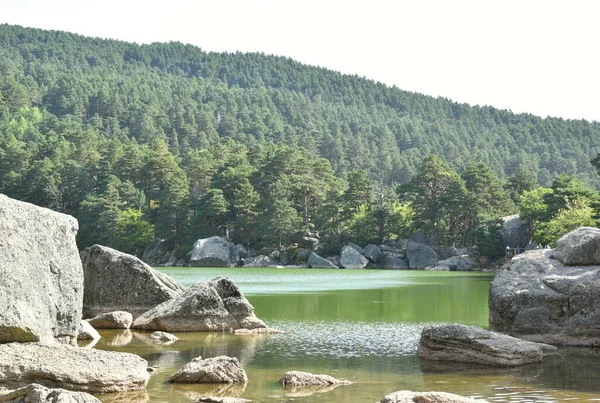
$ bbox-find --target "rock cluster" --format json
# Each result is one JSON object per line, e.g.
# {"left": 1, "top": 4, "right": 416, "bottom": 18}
{"left": 0, "top": 384, "right": 101, "bottom": 403}
{"left": 80, "top": 244, "right": 184, "bottom": 318}
{"left": 490, "top": 232, "right": 600, "bottom": 345}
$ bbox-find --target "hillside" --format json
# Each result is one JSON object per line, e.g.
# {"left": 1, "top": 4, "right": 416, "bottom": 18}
{"left": 1, "top": 24, "right": 599, "bottom": 255}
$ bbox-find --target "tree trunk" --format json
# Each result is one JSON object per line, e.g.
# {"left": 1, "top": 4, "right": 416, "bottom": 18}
{"left": 303, "top": 194, "right": 310, "bottom": 234}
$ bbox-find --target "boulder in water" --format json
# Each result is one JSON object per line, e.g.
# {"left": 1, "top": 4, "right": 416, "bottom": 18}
{"left": 339, "top": 245, "right": 368, "bottom": 269}
{"left": 0, "top": 384, "right": 101, "bottom": 403}
{"left": 88, "top": 311, "right": 133, "bottom": 329}
{"left": 307, "top": 252, "right": 338, "bottom": 269}
{"left": 278, "top": 371, "right": 351, "bottom": 387}
{"left": 407, "top": 241, "right": 439, "bottom": 269}
{"left": 168, "top": 356, "right": 247, "bottom": 384}
{"left": 380, "top": 390, "right": 486, "bottom": 403}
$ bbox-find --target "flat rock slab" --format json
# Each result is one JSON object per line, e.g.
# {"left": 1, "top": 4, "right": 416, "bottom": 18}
{"left": 278, "top": 371, "right": 351, "bottom": 387}
{"left": 168, "top": 356, "right": 247, "bottom": 384}
{"left": 0, "top": 342, "right": 149, "bottom": 393}
{"left": 132, "top": 277, "right": 267, "bottom": 332}
{"left": 88, "top": 311, "right": 133, "bottom": 329}
{"left": 80, "top": 244, "right": 184, "bottom": 318}
{"left": 0, "top": 383, "right": 101, "bottom": 403}
{"left": 0, "top": 194, "right": 83, "bottom": 345}
{"left": 381, "top": 390, "right": 487, "bottom": 403}
{"left": 418, "top": 324, "right": 544, "bottom": 366}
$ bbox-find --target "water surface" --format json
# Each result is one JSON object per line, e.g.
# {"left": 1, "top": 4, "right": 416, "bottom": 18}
{"left": 93, "top": 268, "right": 600, "bottom": 402}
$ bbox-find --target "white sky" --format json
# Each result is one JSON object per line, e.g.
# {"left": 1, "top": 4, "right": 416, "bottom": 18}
{"left": 3, "top": 0, "right": 600, "bottom": 122}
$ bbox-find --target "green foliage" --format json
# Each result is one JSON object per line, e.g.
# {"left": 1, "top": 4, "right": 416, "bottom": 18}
{"left": 534, "top": 204, "right": 596, "bottom": 247}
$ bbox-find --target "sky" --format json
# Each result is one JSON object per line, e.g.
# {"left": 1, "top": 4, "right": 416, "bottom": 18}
{"left": 3, "top": 0, "right": 600, "bottom": 122}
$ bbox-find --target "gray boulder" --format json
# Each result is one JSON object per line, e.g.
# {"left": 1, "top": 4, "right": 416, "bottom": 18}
{"left": 0, "top": 194, "right": 83, "bottom": 345}
{"left": 490, "top": 248, "right": 600, "bottom": 345}
{"left": 307, "top": 252, "right": 338, "bottom": 269}
{"left": 278, "top": 371, "right": 351, "bottom": 387}
{"left": 418, "top": 324, "right": 544, "bottom": 366}
{"left": 188, "top": 236, "right": 239, "bottom": 267}
{"left": 410, "top": 232, "right": 434, "bottom": 246}
{"left": 0, "top": 342, "right": 148, "bottom": 393}
{"left": 132, "top": 276, "right": 267, "bottom": 332}
{"left": 383, "top": 255, "right": 409, "bottom": 269}
{"left": 168, "top": 356, "right": 247, "bottom": 384}
{"left": 243, "top": 255, "right": 278, "bottom": 268}
{"left": 500, "top": 214, "right": 529, "bottom": 248}
{"left": 298, "top": 237, "right": 319, "bottom": 251}
{"left": 279, "top": 250, "right": 290, "bottom": 265}
{"left": 88, "top": 311, "right": 133, "bottom": 329}
{"left": 435, "top": 256, "right": 472, "bottom": 271}
{"left": 363, "top": 244, "right": 382, "bottom": 263}
{"left": 346, "top": 242, "right": 365, "bottom": 255}
{"left": 0, "top": 384, "right": 101, "bottom": 403}
{"left": 80, "top": 244, "right": 184, "bottom": 319}
{"left": 77, "top": 321, "right": 100, "bottom": 341}
{"left": 380, "top": 391, "right": 486, "bottom": 403}
{"left": 151, "top": 331, "right": 179, "bottom": 343}
{"left": 294, "top": 248, "right": 311, "bottom": 264}
{"left": 141, "top": 238, "right": 166, "bottom": 264}
{"left": 339, "top": 246, "right": 368, "bottom": 269}
{"left": 552, "top": 227, "right": 600, "bottom": 265}
{"left": 407, "top": 241, "right": 440, "bottom": 269}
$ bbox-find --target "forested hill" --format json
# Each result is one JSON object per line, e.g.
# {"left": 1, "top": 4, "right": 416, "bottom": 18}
{"left": 1, "top": 24, "right": 600, "bottom": 256}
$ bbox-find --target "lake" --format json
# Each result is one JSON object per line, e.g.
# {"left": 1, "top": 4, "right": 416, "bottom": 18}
{"left": 93, "top": 268, "right": 600, "bottom": 402}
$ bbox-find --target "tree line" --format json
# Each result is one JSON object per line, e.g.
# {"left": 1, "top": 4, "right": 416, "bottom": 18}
{"left": 1, "top": 24, "right": 600, "bottom": 257}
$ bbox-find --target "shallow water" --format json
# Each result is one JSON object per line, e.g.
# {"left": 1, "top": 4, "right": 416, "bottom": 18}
{"left": 93, "top": 268, "right": 600, "bottom": 402}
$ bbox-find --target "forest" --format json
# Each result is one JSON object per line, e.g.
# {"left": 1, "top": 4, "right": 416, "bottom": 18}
{"left": 1, "top": 24, "right": 600, "bottom": 258}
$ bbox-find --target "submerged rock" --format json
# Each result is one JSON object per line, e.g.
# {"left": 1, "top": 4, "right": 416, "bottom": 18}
{"left": 418, "top": 324, "right": 544, "bottom": 366}
{"left": 168, "top": 356, "right": 247, "bottom": 384}
{"left": 0, "top": 194, "right": 83, "bottom": 345}
{"left": 490, "top": 246, "right": 600, "bottom": 345}
{"left": 151, "top": 331, "right": 179, "bottom": 343}
{"left": 132, "top": 277, "right": 267, "bottom": 332}
{"left": 307, "top": 252, "right": 338, "bottom": 268}
{"left": 380, "top": 390, "right": 487, "bottom": 403}
{"left": 0, "top": 383, "right": 101, "bottom": 403}
{"left": 88, "top": 311, "right": 133, "bottom": 329}
{"left": 80, "top": 244, "right": 184, "bottom": 318}
{"left": 0, "top": 342, "right": 149, "bottom": 393}
{"left": 339, "top": 245, "right": 368, "bottom": 269}
{"left": 278, "top": 371, "right": 351, "bottom": 387}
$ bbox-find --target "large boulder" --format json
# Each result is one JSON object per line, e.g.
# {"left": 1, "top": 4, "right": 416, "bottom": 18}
{"left": 339, "top": 245, "right": 368, "bottom": 269}
{"left": 243, "top": 255, "right": 278, "bottom": 268}
{"left": 489, "top": 248, "right": 600, "bottom": 345}
{"left": 346, "top": 242, "right": 365, "bottom": 255}
{"left": 435, "top": 256, "right": 472, "bottom": 271}
{"left": 383, "top": 255, "right": 409, "bottom": 269}
{"left": 278, "top": 371, "right": 351, "bottom": 387}
{"left": 168, "top": 356, "right": 247, "bottom": 384}
{"left": 77, "top": 321, "right": 100, "bottom": 341}
{"left": 500, "top": 214, "right": 529, "bottom": 248}
{"left": 307, "top": 252, "right": 338, "bottom": 269}
{"left": 0, "top": 342, "right": 148, "bottom": 393}
{"left": 0, "top": 194, "right": 83, "bottom": 345}
{"left": 88, "top": 311, "right": 133, "bottom": 329}
{"left": 0, "top": 384, "right": 101, "bottom": 403}
{"left": 407, "top": 241, "right": 439, "bottom": 269}
{"left": 80, "top": 244, "right": 184, "bottom": 318}
{"left": 552, "top": 227, "right": 600, "bottom": 265}
{"left": 418, "top": 324, "right": 545, "bottom": 366}
{"left": 189, "top": 237, "right": 245, "bottom": 267}
{"left": 363, "top": 244, "right": 382, "bottom": 263}
{"left": 132, "top": 277, "right": 267, "bottom": 332}
{"left": 380, "top": 391, "right": 486, "bottom": 403}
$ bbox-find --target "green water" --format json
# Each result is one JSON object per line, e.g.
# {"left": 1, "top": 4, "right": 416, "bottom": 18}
{"left": 93, "top": 268, "right": 600, "bottom": 402}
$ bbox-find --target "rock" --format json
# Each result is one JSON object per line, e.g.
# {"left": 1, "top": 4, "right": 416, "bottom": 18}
{"left": 279, "top": 250, "right": 290, "bottom": 265}
{"left": 435, "top": 256, "right": 472, "bottom": 271}
{"left": 307, "top": 252, "right": 338, "bottom": 269}
{"left": 132, "top": 277, "right": 267, "bottom": 332}
{"left": 278, "top": 371, "right": 351, "bottom": 387}
{"left": 407, "top": 241, "right": 440, "bottom": 269}
{"left": 294, "top": 248, "right": 311, "bottom": 264}
{"left": 188, "top": 236, "right": 239, "bottom": 267}
{"left": 500, "top": 214, "right": 529, "bottom": 248}
{"left": 489, "top": 248, "right": 600, "bottom": 345}
{"left": 80, "top": 244, "right": 184, "bottom": 318}
{"left": 410, "top": 232, "right": 434, "bottom": 246}
{"left": 77, "top": 321, "right": 100, "bottom": 341}
{"left": 168, "top": 356, "right": 247, "bottom": 384}
{"left": 346, "top": 242, "right": 365, "bottom": 255}
{"left": 339, "top": 245, "right": 368, "bottom": 269}
{"left": 141, "top": 238, "right": 166, "bottom": 264}
{"left": 418, "top": 324, "right": 544, "bottom": 366}
{"left": 243, "top": 255, "right": 278, "bottom": 268}
{"left": 0, "top": 384, "right": 101, "bottom": 403}
{"left": 426, "top": 266, "right": 449, "bottom": 271}
{"left": 0, "top": 195, "right": 83, "bottom": 346}
{"left": 232, "top": 244, "right": 248, "bottom": 260}
{"left": 363, "top": 244, "right": 382, "bottom": 263}
{"left": 151, "top": 331, "right": 178, "bottom": 343}
{"left": 552, "top": 227, "right": 600, "bottom": 265}
{"left": 439, "top": 246, "right": 458, "bottom": 258}
{"left": 0, "top": 342, "right": 148, "bottom": 392}
{"left": 197, "top": 398, "right": 251, "bottom": 403}
{"left": 380, "top": 390, "right": 486, "bottom": 403}
{"left": 383, "top": 255, "right": 409, "bottom": 269}
{"left": 456, "top": 247, "right": 469, "bottom": 256}
{"left": 298, "top": 237, "right": 319, "bottom": 251}
{"left": 87, "top": 311, "right": 133, "bottom": 329}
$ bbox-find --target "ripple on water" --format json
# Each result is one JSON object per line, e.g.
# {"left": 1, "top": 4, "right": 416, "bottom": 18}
{"left": 260, "top": 320, "right": 433, "bottom": 358}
